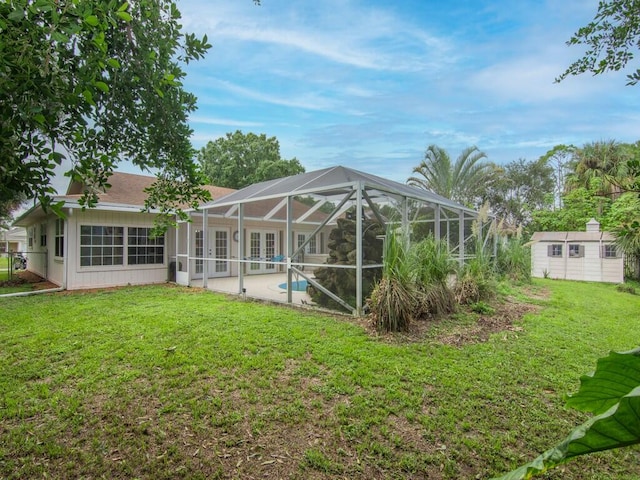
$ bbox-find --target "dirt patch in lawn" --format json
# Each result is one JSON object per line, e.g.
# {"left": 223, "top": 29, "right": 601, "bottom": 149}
{"left": 0, "top": 270, "right": 58, "bottom": 291}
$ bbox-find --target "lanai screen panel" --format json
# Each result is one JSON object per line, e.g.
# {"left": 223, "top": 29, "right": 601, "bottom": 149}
{"left": 197, "top": 166, "right": 479, "bottom": 315}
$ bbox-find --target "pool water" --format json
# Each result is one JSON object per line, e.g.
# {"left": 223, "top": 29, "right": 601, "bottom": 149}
{"left": 278, "top": 280, "right": 308, "bottom": 292}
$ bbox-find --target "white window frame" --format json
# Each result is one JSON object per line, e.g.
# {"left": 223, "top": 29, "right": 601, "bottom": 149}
{"left": 79, "top": 224, "right": 165, "bottom": 268}
{"left": 54, "top": 219, "right": 64, "bottom": 258}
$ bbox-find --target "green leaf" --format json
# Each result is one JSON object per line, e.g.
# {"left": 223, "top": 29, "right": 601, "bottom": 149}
{"left": 118, "top": 2, "right": 130, "bottom": 12}
{"left": 51, "top": 31, "right": 70, "bottom": 43}
{"left": 85, "top": 15, "right": 99, "bottom": 27}
{"left": 34, "top": 113, "right": 46, "bottom": 125}
{"left": 94, "top": 81, "right": 109, "bottom": 93}
{"left": 82, "top": 89, "right": 95, "bottom": 105}
{"left": 107, "top": 58, "right": 121, "bottom": 69}
{"left": 566, "top": 348, "right": 640, "bottom": 414}
{"left": 492, "top": 348, "right": 640, "bottom": 480}
{"left": 116, "top": 11, "right": 132, "bottom": 22}
{"left": 7, "top": 9, "right": 25, "bottom": 22}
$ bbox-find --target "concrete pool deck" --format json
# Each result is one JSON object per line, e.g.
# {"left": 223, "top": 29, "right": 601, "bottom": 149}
{"left": 191, "top": 273, "right": 313, "bottom": 305}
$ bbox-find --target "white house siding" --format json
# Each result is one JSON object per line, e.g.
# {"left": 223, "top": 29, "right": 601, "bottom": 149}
{"left": 565, "top": 252, "right": 584, "bottom": 281}
{"left": 24, "top": 223, "right": 47, "bottom": 279}
{"left": 602, "top": 256, "right": 624, "bottom": 283}
{"left": 65, "top": 209, "right": 168, "bottom": 290}
{"left": 582, "top": 243, "right": 603, "bottom": 282}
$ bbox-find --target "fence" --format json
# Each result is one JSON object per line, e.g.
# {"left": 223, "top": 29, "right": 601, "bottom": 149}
{"left": 0, "top": 251, "right": 48, "bottom": 282}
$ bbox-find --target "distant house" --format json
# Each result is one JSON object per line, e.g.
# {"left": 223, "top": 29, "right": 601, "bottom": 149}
{"left": 0, "top": 226, "right": 27, "bottom": 253}
{"left": 530, "top": 219, "right": 623, "bottom": 283}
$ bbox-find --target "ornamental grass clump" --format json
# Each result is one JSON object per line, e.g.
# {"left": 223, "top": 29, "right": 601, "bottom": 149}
{"left": 454, "top": 228, "right": 497, "bottom": 305}
{"left": 369, "top": 228, "right": 416, "bottom": 332}
{"left": 410, "top": 235, "right": 457, "bottom": 316}
{"left": 495, "top": 237, "right": 531, "bottom": 282}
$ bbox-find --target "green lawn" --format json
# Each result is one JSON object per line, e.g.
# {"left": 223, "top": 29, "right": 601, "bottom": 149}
{"left": 0, "top": 255, "right": 10, "bottom": 282}
{"left": 0, "top": 280, "right": 639, "bottom": 479}
{"left": 0, "top": 256, "right": 32, "bottom": 294}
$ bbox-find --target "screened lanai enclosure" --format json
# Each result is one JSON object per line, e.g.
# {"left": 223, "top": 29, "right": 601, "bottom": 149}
{"left": 174, "top": 166, "right": 492, "bottom": 315}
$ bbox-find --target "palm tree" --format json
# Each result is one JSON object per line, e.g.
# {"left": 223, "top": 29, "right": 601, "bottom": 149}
{"left": 567, "top": 140, "right": 630, "bottom": 199}
{"left": 407, "top": 145, "right": 492, "bottom": 206}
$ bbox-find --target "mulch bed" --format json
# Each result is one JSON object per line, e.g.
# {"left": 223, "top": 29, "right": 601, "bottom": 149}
{"left": 0, "top": 270, "right": 59, "bottom": 291}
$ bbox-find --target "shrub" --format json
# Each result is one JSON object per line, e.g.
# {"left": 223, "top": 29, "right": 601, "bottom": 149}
{"left": 370, "top": 276, "right": 416, "bottom": 332}
{"left": 410, "top": 236, "right": 457, "bottom": 317}
{"left": 454, "top": 236, "right": 496, "bottom": 304}
{"left": 369, "top": 228, "right": 416, "bottom": 332}
{"left": 495, "top": 237, "right": 531, "bottom": 282}
{"left": 470, "top": 300, "right": 495, "bottom": 315}
{"left": 616, "top": 283, "right": 637, "bottom": 295}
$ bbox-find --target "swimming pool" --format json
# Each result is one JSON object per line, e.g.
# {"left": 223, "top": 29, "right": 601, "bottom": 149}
{"left": 277, "top": 280, "right": 308, "bottom": 292}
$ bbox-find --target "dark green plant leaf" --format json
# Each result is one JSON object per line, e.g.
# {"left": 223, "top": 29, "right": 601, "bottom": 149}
{"left": 492, "top": 348, "right": 640, "bottom": 480}
{"left": 567, "top": 348, "right": 640, "bottom": 414}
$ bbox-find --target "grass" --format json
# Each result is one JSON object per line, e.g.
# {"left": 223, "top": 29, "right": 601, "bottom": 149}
{"left": 0, "top": 255, "right": 10, "bottom": 282}
{"left": 1, "top": 281, "right": 639, "bottom": 479}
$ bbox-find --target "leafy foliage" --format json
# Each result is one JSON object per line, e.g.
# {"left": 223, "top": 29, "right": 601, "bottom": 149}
{"left": 454, "top": 236, "right": 496, "bottom": 305}
{"left": 495, "top": 237, "right": 531, "bottom": 282}
{"left": 408, "top": 145, "right": 494, "bottom": 207}
{"left": 567, "top": 140, "right": 631, "bottom": 198}
{"left": 482, "top": 158, "right": 555, "bottom": 228}
{"left": 557, "top": 0, "right": 640, "bottom": 85}
{"left": 529, "top": 185, "right": 612, "bottom": 234}
{"left": 410, "top": 236, "right": 457, "bottom": 316}
{"left": 198, "top": 130, "right": 305, "bottom": 189}
{"left": 493, "top": 347, "right": 640, "bottom": 480}
{"left": 0, "top": 0, "right": 213, "bottom": 225}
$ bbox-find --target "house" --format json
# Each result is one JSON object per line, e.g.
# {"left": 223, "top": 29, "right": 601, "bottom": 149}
{"left": 13, "top": 166, "right": 484, "bottom": 315}
{"left": 12, "top": 172, "right": 234, "bottom": 290}
{"left": 12, "top": 171, "right": 333, "bottom": 291}
{"left": 530, "top": 219, "right": 623, "bottom": 283}
{"left": 0, "top": 226, "right": 27, "bottom": 253}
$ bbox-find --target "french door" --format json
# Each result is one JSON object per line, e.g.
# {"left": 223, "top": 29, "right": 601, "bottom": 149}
{"left": 194, "top": 228, "right": 229, "bottom": 278}
{"left": 247, "top": 230, "right": 277, "bottom": 274}
{"left": 207, "top": 228, "right": 230, "bottom": 277}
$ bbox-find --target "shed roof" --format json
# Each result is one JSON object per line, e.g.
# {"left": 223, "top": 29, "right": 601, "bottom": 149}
{"left": 201, "top": 165, "right": 476, "bottom": 214}
{"left": 530, "top": 231, "right": 616, "bottom": 242}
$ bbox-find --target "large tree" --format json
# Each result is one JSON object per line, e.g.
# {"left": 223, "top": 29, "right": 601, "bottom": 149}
{"left": 481, "top": 158, "right": 555, "bottom": 229}
{"left": 1, "top": 0, "right": 215, "bottom": 227}
{"left": 407, "top": 145, "right": 493, "bottom": 207}
{"left": 198, "top": 131, "right": 305, "bottom": 189}
{"left": 557, "top": 0, "right": 640, "bottom": 85}
{"left": 567, "top": 140, "right": 631, "bottom": 198}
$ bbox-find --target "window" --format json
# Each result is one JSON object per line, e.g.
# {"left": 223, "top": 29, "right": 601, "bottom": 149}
{"left": 54, "top": 219, "right": 64, "bottom": 257}
{"left": 308, "top": 235, "right": 317, "bottom": 254}
{"left": 602, "top": 244, "right": 618, "bottom": 258}
{"left": 547, "top": 244, "right": 563, "bottom": 257}
{"left": 28, "top": 227, "right": 34, "bottom": 248}
{"left": 297, "top": 233, "right": 317, "bottom": 254}
{"left": 80, "top": 225, "right": 123, "bottom": 266}
{"left": 128, "top": 227, "right": 164, "bottom": 265}
{"left": 40, "top": 223, "right": 47, "bottom": 247}
{"left": 568, "top": 244, "right": 584, "bottom": 258}
{"left": 195, "top": 230, "right": 204, "bottom": 274}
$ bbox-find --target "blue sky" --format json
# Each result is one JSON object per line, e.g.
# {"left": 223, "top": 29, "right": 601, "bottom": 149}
{"left": 51, "top": 0, "right": 640, "bottom": 192}
{"left": 176, "top": 0, "right": 640, "bottom": 184}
